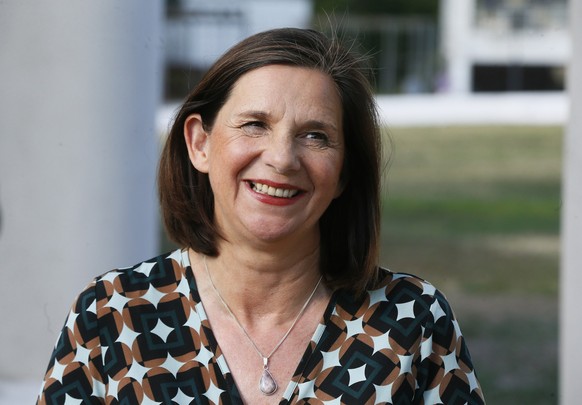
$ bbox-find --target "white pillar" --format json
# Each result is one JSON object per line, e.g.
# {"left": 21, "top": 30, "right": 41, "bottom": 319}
{"left": 560, "top": 0, "right": 582, "bottom": 402}
{"left": 0, "top": 1, "right": 163, "bottom": 379}
{"left": 439, "top": 0, "right": 474, "bottom": 94}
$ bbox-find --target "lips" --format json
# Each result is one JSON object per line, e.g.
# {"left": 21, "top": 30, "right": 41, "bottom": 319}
{"left": 248, "top": 181, "right": 302, "bottom": 198}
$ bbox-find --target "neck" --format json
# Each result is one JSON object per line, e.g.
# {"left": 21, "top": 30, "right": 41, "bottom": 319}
{"left": 190, "top": 244, "right": 325, "bottom": 326}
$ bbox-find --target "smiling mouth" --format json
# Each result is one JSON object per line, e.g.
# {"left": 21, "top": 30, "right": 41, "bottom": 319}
{"left": 249, "top": 181, "right": 301, "bottom": 198}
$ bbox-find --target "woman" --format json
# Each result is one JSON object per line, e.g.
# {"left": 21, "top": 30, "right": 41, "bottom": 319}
{"left": 38, "top": 28, "right": 485, "bottom": 404}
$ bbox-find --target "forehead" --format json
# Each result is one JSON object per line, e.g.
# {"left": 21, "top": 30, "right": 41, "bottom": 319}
{"left": 222, "top": 65, "right": 342, "bottom": 121}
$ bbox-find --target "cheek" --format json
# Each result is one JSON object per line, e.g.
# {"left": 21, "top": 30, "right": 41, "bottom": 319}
{"left": 207, "top": 139, "right": 257, "bottom": 181}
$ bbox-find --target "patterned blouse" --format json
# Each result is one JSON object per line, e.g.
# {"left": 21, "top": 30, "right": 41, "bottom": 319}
{"left": 38, "top": 249, "right": 485, "bottom": 404}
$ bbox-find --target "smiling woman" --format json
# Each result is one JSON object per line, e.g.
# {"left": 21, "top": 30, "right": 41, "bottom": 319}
{"left": 158, "top": 29, "right": 382, "bottom": 295}
{"left": 38, "top": 28, "right": 485, "bottom": 404}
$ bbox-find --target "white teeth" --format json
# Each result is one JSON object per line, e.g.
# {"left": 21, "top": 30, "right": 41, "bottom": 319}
{"left": 252, "top": 182, "right": 299, "bottom": 198}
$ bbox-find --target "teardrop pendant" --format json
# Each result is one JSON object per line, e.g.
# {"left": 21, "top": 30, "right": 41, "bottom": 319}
{"left": 259, "top": 367, "right": 278, "bottom": 396}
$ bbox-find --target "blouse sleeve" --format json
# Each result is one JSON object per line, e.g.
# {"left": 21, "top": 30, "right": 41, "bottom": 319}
{"left": 37, "top": 280, "right": 106, "bottom": 404}
{"left": 415, "top": 289, "right": 485, "bottom": 404}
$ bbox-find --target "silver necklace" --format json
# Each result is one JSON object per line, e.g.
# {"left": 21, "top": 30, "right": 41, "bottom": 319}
{"left": 203, "top": 256, "right": 323, "bottom": 396}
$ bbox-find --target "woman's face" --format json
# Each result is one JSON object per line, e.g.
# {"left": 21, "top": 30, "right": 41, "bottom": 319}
{"left": 185, "top": 65, "right": 344, "bottom": 248}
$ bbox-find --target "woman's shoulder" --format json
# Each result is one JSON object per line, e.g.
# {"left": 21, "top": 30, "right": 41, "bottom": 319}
{"left": 334, "top": 267, "right": 454, "bottom": 325}
{"left": 64, "top": 249, "right": 194, "bottom": 341}
{"left": 369, "top": 267, "right": 445, "bottom": 303}
{"left": 92, "top": 249, "right": 188, "bottom": 293}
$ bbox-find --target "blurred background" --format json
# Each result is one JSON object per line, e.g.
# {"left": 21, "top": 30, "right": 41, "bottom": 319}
{"left": 0, "top": 0, "right": 578, "bottom": 403}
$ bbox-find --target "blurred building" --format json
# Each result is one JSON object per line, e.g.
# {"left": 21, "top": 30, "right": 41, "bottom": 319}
{"left": 164, "top": 0, "right": 312, "bottom": 99}
{"left": 441, "top": 0, "right": 569, "bottom": 93}
{"left": 157, "top": 0, "right": 570, "bottom": 128}
{"left": 162, "top": 0, "right": 570, "bottom": 97}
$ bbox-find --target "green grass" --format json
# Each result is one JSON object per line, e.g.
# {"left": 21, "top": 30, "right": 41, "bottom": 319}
{"left": 380, "top": 125, "right": 562, "bottom": 404}
{"left": 385, "top": 197, "right": 560, "bottom": 236}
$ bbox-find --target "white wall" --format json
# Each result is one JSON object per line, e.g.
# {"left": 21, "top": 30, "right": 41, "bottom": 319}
{"left": 0, "top": 0, "right": 162, "bottom": 381}
{"left": 560, "top": 0, "right": 582, "bottom": 402}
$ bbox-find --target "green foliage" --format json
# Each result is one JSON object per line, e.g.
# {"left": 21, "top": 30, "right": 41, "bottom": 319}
{"left": 314, "top": 0, "right": 439, "bottom": 16}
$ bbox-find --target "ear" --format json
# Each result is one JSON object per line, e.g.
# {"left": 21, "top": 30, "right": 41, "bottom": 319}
{"left": 184, "top": 113, "right": 210, "bottom": 173}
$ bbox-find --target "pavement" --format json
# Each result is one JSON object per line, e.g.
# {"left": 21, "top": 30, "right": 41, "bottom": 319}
{"left": 374, "top": 92, "right": 567, "bottom": 127}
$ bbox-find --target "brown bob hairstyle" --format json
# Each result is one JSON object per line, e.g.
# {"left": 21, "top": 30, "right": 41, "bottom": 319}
{"left": 158, "top": 28, "right": 382, "bottom": 295}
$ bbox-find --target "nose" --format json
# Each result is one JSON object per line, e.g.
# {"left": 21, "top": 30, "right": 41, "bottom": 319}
{"left": 263, "top": 132, "right": 301, "bottom": 174}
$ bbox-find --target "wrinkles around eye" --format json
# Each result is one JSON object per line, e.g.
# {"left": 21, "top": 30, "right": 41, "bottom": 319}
{"left": 240, "top": 122, "right": 267, "bottom": 136}
{"left": 238, "top": 123, "right": 341, "bottom": 150}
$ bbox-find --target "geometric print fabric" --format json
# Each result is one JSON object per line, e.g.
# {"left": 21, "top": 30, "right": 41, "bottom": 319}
{"left": 38, "top": 249, "right": 485, "bottom": 404}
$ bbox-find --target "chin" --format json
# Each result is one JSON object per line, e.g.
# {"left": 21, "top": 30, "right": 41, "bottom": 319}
{"left": 250, "top": 229, "right": 294, "bottom": 243}
{"left": 246, "top": 222, "right": 315, "bottom": 245}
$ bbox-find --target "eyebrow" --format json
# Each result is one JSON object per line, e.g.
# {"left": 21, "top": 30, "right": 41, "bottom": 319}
{"left": 303, "top": 119, "right": 339, "bottom": 133}
{"left": 237, "top": 110, "right": 270, "bottom": 121}
{"left": 236, "top": 110, "right": 339, "bottom": 133}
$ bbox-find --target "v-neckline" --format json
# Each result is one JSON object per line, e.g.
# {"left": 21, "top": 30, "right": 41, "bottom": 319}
{"left": 180, "top": 249, "right": 337, "bottom": 403}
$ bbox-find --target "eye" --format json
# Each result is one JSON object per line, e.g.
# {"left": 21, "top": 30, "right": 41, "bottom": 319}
{"left": 240, "top": 121, "right": 267, "bottom": 136}
{"left": 305, "top": 132, "right": 326, "bottom": 140}
{"left": 301, "top": 131, "right": 330, "bottom": 146}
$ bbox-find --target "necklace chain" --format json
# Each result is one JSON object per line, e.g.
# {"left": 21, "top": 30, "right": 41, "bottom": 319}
{"left": 203, "top": 256, "right": 322, "bottom": 363}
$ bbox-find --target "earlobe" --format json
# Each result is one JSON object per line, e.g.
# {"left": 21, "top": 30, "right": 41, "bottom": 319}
{"left": 184, "top": 114, "right": 210, "bottom": 173}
